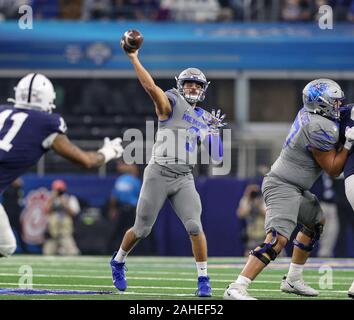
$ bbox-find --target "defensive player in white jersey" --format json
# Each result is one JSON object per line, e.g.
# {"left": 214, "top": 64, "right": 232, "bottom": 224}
{"left": 224, "top": 79, "right": 354, "bottom": 300}
{"left": 110, "top": 42, "right": 225, "bottom": 297}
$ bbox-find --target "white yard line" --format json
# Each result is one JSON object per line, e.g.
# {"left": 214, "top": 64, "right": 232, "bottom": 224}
{"left": 0, "top": 260, "right": 354, "bottom": 272}
{"left": 0, "top": 267, "right": 352, "bottom": 281}
{"left": 0, "top": 272, "right": 351, "bottom": 288}
{"left": 1, "top": 262, "right": 353, "bottom": 272}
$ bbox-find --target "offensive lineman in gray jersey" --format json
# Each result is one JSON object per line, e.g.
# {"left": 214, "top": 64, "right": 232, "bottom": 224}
{"left": 110, "top": 40, "right": 225, "bottom": 297}
{"left": 224, "top": 79, "right": 354, "bottom": 300}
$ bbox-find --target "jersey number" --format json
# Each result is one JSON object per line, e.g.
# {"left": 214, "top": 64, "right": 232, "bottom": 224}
{"left": 283, "top": 115, "right": 300, "bottom": 149}
{"left": 0, "top": 110, "right": 28, "bottom": 152}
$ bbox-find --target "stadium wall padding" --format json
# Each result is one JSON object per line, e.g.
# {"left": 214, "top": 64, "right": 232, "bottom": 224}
{"left": 13, "top": 174, "right": 354, "bottom": 257}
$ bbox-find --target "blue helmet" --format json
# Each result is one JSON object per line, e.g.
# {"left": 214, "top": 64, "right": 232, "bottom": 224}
{"left": 175, "top": 68, "right": 210, "bottom": 104}
{"left": 303, "top": 79, "right": 345, "bottom": 120}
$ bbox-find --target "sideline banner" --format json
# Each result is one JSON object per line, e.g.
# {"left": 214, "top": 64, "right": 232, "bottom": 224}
{"left": 0, "top": 22, "right": 353, "bottom": 71}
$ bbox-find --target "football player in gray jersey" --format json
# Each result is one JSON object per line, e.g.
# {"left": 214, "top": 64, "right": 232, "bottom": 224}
{"left": 224, "top": 79, "right": 354, "bottom": 300}
{"left": 110, "top": 42, "right": 225, "bottom": 297}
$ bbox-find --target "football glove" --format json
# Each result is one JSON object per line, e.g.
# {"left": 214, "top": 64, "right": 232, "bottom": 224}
{"left": 98, "top": 137, "right": 124, "bottom": 163}
{"left": 204, "top": 109, "right": 227, "bottom": 134}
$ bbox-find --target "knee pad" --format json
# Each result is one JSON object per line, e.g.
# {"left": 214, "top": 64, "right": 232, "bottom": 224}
{"left": 293, "top": 223, "right": 323, "bottom": 252}
{"left": 0, "top": 243, "right": 17, "bottom": 257}
{"left": 132, "top": 226, "right": 152, "bottom": 239}
{"left": 184, "top": 219, "right": 202, "bottom": 236}
{"left": 250, "top": 229, "right": 279, "bottom": 266}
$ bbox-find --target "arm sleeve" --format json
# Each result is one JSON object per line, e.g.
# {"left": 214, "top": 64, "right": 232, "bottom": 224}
{"left": 204, "top": 131, "right": 223, "bottom": 161}
{"left": 42, "top": 114, "right": 68, "bottom": 149}
{"left": 165, "top": 89, "right": 177, "bottom": 108}
{"left": 47, "top": 114, "right": 67, "bottom": 135}
{"left": 306, "top": 120, "right": 339, "bottom": 152}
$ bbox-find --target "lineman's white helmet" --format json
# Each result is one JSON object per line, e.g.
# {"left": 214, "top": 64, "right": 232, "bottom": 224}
{"left": 8, "top": 73, "right": 56, "bottom": 113}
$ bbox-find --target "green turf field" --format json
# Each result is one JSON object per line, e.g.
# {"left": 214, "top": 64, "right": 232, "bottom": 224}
{"left": 0, "top": 255, "right": 353, "bottom": 300}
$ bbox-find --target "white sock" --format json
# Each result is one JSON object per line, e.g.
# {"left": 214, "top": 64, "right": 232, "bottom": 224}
{"left": 235, "top": 275, "right": 252, "bottom": 288}
{"left": 287, "top": 263, "right": 304, "bottom": 281}
{"left": 196, "top": 261, "right": 208, "bottom": 277}
{"left": 114, "top": 248, "right": 129, "bottom": 263}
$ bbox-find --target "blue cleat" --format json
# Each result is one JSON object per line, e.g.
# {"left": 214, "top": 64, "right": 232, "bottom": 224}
{"left": 196, "top": 276, "right": 212, "bottom": 297}
{"left": 110, "top": 252, "right": 127, "bottom": 291}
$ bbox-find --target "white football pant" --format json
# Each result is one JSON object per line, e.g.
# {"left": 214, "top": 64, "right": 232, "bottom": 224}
{"left": 318, "top": 202, "right": 339, "bottom": 257}
{"left": 345, "top": 175, "right": 354, "bottom": 212}
{"left": 0, "top": 204, "right": 17, "bottom": 257}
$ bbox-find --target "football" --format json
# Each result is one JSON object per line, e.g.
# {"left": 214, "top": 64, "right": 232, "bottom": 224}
{"left": 121, "top": 29, "right": 144, "bottom": 53}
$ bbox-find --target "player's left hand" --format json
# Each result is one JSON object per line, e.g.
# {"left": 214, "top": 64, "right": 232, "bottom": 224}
{"left": 204, "top": 109, "right": 227, "bottom": 133}
{"left": 98, "top": 137, "right": 124, "bottom": 163}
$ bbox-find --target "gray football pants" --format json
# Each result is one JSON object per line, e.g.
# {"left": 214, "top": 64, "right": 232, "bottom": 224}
{"left": 262, "top": 175, "right": 324, "bottom": 240}
{"left": 132, "top": 164, "right": 203, "bottom": 239}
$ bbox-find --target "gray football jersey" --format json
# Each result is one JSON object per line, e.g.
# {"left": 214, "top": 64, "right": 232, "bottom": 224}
{"left": 268, "top": 107, "right": 339, "bottom": 190}
{"left": 149, "top": 88, "right": 212, "bottom": 174}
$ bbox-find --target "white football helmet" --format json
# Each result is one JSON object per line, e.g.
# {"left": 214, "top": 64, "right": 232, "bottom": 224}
{"left": 175, "top": 68, "right": 210, "bottom": 104}
{"left": 8, "top": 73, "right": 56, "bottom": 113}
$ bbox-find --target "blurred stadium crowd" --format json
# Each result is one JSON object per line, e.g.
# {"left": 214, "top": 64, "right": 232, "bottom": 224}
{"left": 0, "top": 0, "right": 354, "bottom": 23}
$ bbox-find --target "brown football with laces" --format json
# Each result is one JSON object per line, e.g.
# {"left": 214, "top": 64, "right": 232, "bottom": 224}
{"left": 120, "top": 29, "right": 144, "bottom": 53}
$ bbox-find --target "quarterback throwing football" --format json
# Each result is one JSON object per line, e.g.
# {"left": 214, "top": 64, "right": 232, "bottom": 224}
{"left": 110, "top": 36, "right": 225, "bottom": 297}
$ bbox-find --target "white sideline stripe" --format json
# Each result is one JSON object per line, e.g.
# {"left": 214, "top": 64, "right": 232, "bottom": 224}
{"left": 2, "top": 262, "right": 354, "bottom": 272}
{"left": 4, "top": 257, "right": 354, "bottom": 265}
{"left": 0, "top": 267, "right": 352, "bottom": 281}
{"left": 5, "top": 256, "right": 353, "bottom": 261}
{"left": 0, "top": 273, "right": 351, "bottom": 287}
{"left": 0, "top": 273, "right": 323, "bottom": 283}
{"left": 1, "top": 262, "right": 354, "bottom": 272}
{"left": 3, "top": 256, "right": 241, "bottom": 262}
{"left": 0, "top": 282, "right": 348, "bottom": 295}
